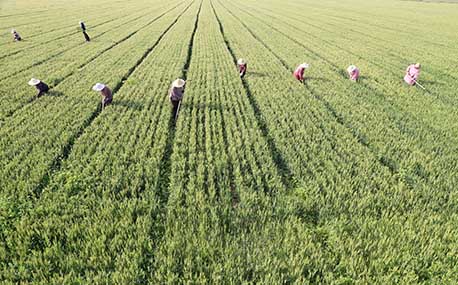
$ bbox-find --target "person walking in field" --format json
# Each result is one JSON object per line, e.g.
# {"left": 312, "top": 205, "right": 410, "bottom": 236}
{"left": 11, "top": 29, "right": 22, "bottom": 41}
{"left": 294, "top": 63, "right": 309, "bottom": 83}
{"left": 79, "top": 21, "right": 91, "bottom": 42}
{"left": 347, "top": 65, "right": 360, "bottom": 82}
{"left": 404, "top": 63, "right": 421, "bottom": 86}
{"left": 28, "top": 78, "right": 49, "bottom": 98}
{"left": 237, "top": 58, "right": 247, "bottom": 78}
{"left": 169, "top": 78, "right": 186, "bottom": 120}
{"left": 92, "top": 83, "right": 112, "bottom": 110}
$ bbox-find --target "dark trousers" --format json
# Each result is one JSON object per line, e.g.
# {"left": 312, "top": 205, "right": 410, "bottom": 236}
{"left": 240, "top": 70, "right": 246, "bottom": 78}
{"left": 171, "top": 100, "right": 180, "bottom": 119}
{"left": 102, "top": 97, "right": 112, "bottom": 109}
{"left": 83, "top": 31, "right": 90, "bottom": 42}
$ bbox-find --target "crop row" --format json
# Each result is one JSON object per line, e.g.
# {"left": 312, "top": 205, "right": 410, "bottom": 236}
{"left": 0, "top": 0, "right": 192, "bottom": 223}
{"left": 228, "top": 0, "right": 458, "bottom": 194}
{"left": 0, "top": 1, "right": 184, "bottom": 119}
{"left": 0, "top": 1, "right": 146, "bottom": 55}
{"left": 151, "top": 1, "right": 329, "bottom": 282}
{"left": 1, "top": 1, "right": 198, "bottom": 282}
{"left": 0, "top": 4, "right": 164, "bottom": 79}
{"left": 217, "top": 0, "right": 458, "bottom": 281}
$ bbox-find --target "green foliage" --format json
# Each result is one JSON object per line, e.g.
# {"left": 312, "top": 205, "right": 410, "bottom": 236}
{"left": 1, "top": 0, "right": 458, "bottom": 283}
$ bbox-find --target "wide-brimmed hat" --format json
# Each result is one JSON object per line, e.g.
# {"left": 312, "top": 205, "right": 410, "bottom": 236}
{"left": 414, "top": 63, "right": 421, "bottom": 68}
{"left": 300, "top": 63, "right": 309, "bottom": 69}
{"left": 347, "top": 65, "right": 357, "bottom": 73}
{"left": 172, "top": 79, "right": 186, "bottom": 88}
{"left": 237, "top": 58, "right": 246, "bottom": 65}
{"left": 92, "top": 83, "right": 106, "bottom": 91}
{"left": 11, "top": 29, "right": 16, "bottom": 33}
{"left": 28, "top": 78, "right": 41, "bottom": 86}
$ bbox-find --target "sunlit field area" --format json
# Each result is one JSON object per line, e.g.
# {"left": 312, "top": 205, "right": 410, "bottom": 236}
{"left": 1, "top": 0, "right": 458, "bottom": 282}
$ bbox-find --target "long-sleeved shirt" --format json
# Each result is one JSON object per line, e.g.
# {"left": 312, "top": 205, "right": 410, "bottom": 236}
{"left": 80, "top": 22, "right": 86, "bottom": 31}
{"left": 35, "top": 82, "right": 49, "bottom": 97}
{"left": 404, "top": 65, "right": 420, "bottom": 85}
{"left": 294, "top": 66, "right": 305, "bottom": 81}
{"left": 238, "top": 63, "right": 247, "bottom": 77}
{"left": 169, "top": 86, "right": 184, "bottom": 101}
{"left": 349, "top": 68, "right": 360, "bottom": 81}
{"left": 101, "top": 87, "right": 113, "bottom": 105}
{"left": 13, "top": 32, "right": 21, "bottom": 41}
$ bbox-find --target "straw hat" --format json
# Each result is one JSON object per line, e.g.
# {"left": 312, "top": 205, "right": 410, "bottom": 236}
{"left": 237, "top": 58, "right": 246, "bottom": 65}
{"left": 299, "top": 63, "right": 309, "bottom": 69}
{"left": 172, "top": 78, "right": 186, "bottom": 88}
{"left": 347, "top": 65, "right": 357, "bottom": 73}
{"left": 414, "top": 63, "right": 421, "bottom": 69}
{"left": 92, "top": 83, "right": 106, "bottom": 91}
{"left": 28, "top": 78, "right": 41, "bottom": 86}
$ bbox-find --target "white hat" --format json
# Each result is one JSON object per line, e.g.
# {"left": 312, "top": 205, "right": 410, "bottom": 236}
{"left": 237, "top": 58, "right": 246, "bottom": 65}
{"left": 28, "top": 78, "right": 41, "bottom": 86}
{"left": 11, "top": 29, "right": 16, "bottom": 33}
{"left": 300, "top": 63, "right": 309, "bottom": 69}
{"left": 347, "top": 65, "right": 357, "bottom": 73}
{"left": 172, "top": 78, "right": 186, "bottom": 88}
{"left": 92, "top": 83, "right": 106, "bottom": 91}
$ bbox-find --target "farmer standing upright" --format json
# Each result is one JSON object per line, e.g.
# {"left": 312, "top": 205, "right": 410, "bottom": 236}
{"left": 169, "top": 78, "right": 186, "bottom": 120}
{"left": 347, "top": 65, "right": 360, "bottom": 82}
{"left": 404, "top": 63, "right": 421, "bottom": 86}
{"left": 294, "top": 63, "right": 309, "bottom": 83}
{"left": 237, "top": 58, "right": 247, "bottom": 78}
{"left": 28, "top": 78, "right": 49, "bottom": 98}
{"left": 79, "top": 21, "right": 91, "bottom": 42}
{"left": 92, "top": 83, "right": 112, "bottom": 110}
{"left": 11, "top": 29, "right": 22, "bottom": 41}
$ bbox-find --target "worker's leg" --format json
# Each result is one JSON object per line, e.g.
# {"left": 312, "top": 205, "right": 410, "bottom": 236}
{"left": 171, "top": 100, "right": 179, "bottom": 118}
{"left": 83, "top": 31, "right": 91, "bottom": 42}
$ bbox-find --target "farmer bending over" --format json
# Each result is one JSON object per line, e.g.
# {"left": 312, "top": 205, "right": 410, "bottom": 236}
{"left": 28, "top": 78, "right": 49, "bottom": 98}
{"left": 169, "top": 78, "right": 186, "bottom": 120}
{"left": 404, "top": 63, "right": 421, "bottom": 86}
{"left": 237, "top": 58, "right": 247, "bottom": 78}
{"left": 11, "top": 29, "right": 22, "bottom": 41}
{"left": 79, "top": 21, "right": 91, "bottom": 42}
{"left": 92, "top": 83, "right": 112, "bottom": 110}
{"left": 347, "top": 65, "right": 360, "bottom": 82}
{"left": 294, "top": 63, "right": 309, "bottom": 83}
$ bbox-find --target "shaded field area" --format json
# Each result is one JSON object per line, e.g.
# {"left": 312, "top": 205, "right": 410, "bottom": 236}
{"left": 1, "top": 0, "right": 458, "bottom": 283}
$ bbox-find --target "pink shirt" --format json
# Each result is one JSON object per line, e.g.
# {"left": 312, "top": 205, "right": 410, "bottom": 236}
{"left": 238, "top": 63, "right": 247, "bottom": 74}
{"left": 349, "top": 69, "right": 360, "bottom": 81}
{"left": 294, "top": 66, "right": 305, "bottom": 81}
{"left": 404, "top": 65, "right": 420, "bottom": 85}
